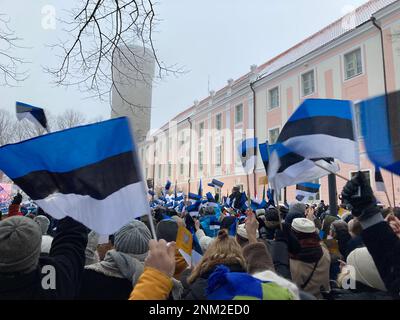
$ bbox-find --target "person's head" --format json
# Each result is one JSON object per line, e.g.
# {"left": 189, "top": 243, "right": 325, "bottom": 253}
{"left": 235, "top": 223, "right": 259, "bottom": 247}
{"left": 156, "top": 219, "right": 179, "bottom": 243}
{"left": 291, "top": 218, "right": 317, "bottom": 238}
{"left": 337, "top": 247, "right": 386, "bottom": 292}
{"left": 0, "top": 216, "right": 42, "bottom": 274}
{"left": 288, "top": 202, "right": 306, "bottom": 216}
{"left": 232, "top": 185, "right": 240, "bottom": 194}
{"left": 34, "top": 215, "right": 50, "bottom": 235}
{"left": 11, "top": 193, "right": 23, "bottom": 205}
{"left": 348, "top": 218, "right": 362, "bottom": 238}
{"left": 113, "top": 220, "right": 152, "bottom": 255}
{"left": 329, "top": 220, "right": 348, "bottom": 239}
{"left": 188, "top": 229, "right": 246, "bottom": 284}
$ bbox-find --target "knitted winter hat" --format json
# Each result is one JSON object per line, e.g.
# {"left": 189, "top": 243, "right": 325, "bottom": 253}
{"left": 156, "top": 220, "right": 179, "bottom": 242}
{"left": 291, "top": 218, "right": 316, "bottom": 234}
{"left": 114, "top": 220, "right": 152, "bottom": 255}
{"left": 289, "top": 202, "right": 307, "bottom": 215}
{"left": 34, "top": 215, "right": 50, "bottom": 235}
{"left": 0, "top": 216, "right": 42, "bottom": 273}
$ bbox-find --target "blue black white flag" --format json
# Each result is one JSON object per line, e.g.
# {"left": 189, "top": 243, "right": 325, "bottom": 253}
{"left": 296, "top": 182, "right": 320, "bottom": 202}
{"left": 0, "top": 117, "right": 149, "bottom": 234}
{"left": 358, "top": 91, "right": 400, "bottom": 175}
{"left": 277, "top": 99, "right": 359, "bottom": 165}
{"left": 238, "top": 138, "right": 258, "bottom": 174}
{"left": 211, "top": 179, "right": 224, "bottom": 188}
{"left": 16, "top": 101, "right": 48, "bottom": 131}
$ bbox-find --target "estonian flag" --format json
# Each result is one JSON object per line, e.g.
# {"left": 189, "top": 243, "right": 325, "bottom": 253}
{"left": 358, "top": 91, "right": 400, "bottom": 175}
{"left": 267, "top": 143, "right": 339, "bottom": 191}
{"left": 296, "top": 182, "right": 320, "bottom": 203}
{"left": 238, "top": 138, "right": 258, "bottom": 173}
{"left": 375, "top": 166, "right": 387, "bottom": 193}
{"left": 277, "top": 99, "right": 359, "bottom": 165}
{"left": 211, "top": 179, "right": 224, "bottom": 188}
{"left": 0, "top": 117, "right": 149, "bottom": 234}
{"left": 16, "top": 101, "right": 48, "bottom": 131}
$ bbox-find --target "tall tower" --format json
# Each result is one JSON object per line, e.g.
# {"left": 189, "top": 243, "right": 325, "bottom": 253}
{"left": 111, "top": 45, "right": 155, "bottom": 143}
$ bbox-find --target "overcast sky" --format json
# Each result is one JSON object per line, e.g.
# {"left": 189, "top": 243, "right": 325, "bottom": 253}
{"left": 0, "top": 0, "right": 368, "bottom": 129}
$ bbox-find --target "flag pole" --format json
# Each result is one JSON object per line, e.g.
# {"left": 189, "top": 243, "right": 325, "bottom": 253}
{"left": 312, "top": 162, "right": 349, "bottom": 182}
{"left": 246, "top": 173, "right": 251, "bottom": 207}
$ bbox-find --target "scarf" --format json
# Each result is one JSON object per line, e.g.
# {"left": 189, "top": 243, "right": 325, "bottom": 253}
{"left": 290, "top": 232, "right": 323, "bottom": 263}
{"left": 85, "top": 249, "right": 147, "bottom": 286}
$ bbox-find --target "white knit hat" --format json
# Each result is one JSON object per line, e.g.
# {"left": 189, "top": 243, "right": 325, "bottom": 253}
{"left": 291, "top": 218, "right": 316, "bottom": 233}
{"left": 255, "top": 209, "right": 266, "bottom": 217}
{"left": 236, "top": 223, "right": 259, "bottom": 240}
{"left": 346, "top": 247, "right": 387, "bottom": 292}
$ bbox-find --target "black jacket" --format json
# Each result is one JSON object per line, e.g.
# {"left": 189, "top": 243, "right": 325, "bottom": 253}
{"left": 0, "top": 217, "right": 88, "bottom": 300}
{"left": 362, "top": 221, "right": 400, "bottom": 298}
{"left": 322, "top": 282, "right": 393, "bottom": 300}
{"left": 79, "top": 269, "right": 132, "bottom": 300}
{"left": 181, "top": 264, "right": 245, "bottom": 300}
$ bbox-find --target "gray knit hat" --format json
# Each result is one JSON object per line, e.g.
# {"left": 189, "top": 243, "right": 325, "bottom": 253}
{"left": 34, "top": 215, "right": 50, "bottom": 235}
{"left": 289, "top": 202, "right": 307, "bottom": 215}
{"left": 114, "top": 220, "right": 152, "bottom": 255}
{"left": 0, "top": 216, "right": 42, "bottom": 273}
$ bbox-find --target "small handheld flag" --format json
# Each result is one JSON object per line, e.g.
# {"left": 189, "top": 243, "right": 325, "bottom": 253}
{"left": 16, "top": 101, "right": 48, "bottom": 131}
{"left": 211, "top": 179, "right": 224, "bottom": 188}
{"left": 296, "top": 182, "right": 320, "bottom": 203}
{"left": 238, "top": 138, "right": 258, "bottom": 174}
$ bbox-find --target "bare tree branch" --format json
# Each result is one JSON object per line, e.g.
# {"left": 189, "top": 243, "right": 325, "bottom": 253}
{"left": 45, "top": 0, "right": 184, "bottom": 111}
{"left": 0, "top": 14, "right": 28, "bottom": 86}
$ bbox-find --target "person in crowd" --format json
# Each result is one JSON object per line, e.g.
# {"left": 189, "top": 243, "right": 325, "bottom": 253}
{"left": 340, "top": 171, "right": 400, "bottom": 298}
{"left": 181, "top": 229, "right": 247, "bottom": 300}
{"left": 320, "top": 209, "right": 340, "bottom": 240}
{"left": 7, "top": 193, "right": 23, "bottom": 218}
{"left": 323, "top": 247, "right": 391, "bottom": 300}
{"left": 33, "top": 215, "right": 53, "bottom": 255}
{"left": 285, "top": 202, "right": 306, "bottom": 226}
{"left": 346, "top": 218, "right": 365, "bottom": 254}
{"left": 194, "top": 219, "right": 214, "bottom": 252}
{"left": 129, "top": 239, "right": 177, "bottom": 300}
{"left": 289, "top": 218, "right": 331, "bottom": 299}
{"left": 156, "top": 219, "right": 187, "bottom": 280}
{"left": 0, "top": 215, "right": 88, "bottom": 299}
{"left": 79, "top": 220, "right": 152, "bottom": 299}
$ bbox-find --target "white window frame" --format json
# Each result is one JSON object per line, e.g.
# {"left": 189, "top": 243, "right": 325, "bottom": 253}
{"left": 268, "top": 86, "right": 280, "bottom": 110}
{"left": 235, "top": 104, "right": 243, "bottom": 124}
{"left": 199, "top": 122, "right": 205, "bottom": 138}
{"left": 301, "top": 69, "right": 316, "bottom": 97}
{"left": 268, "top": 126, "right": 281, "bottom": 144}
{"left": 215, "top": 144, "right": 222, "bottom": 168}
{"left": 343, "top": 46, "right": 364, "bottom": 81}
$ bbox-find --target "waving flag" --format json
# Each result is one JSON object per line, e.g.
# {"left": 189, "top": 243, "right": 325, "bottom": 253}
{"left": 375, "top": 166, "right": 387, "bottom": 193}
{"left": 267, "top": 143, "right": 339, "bottom": 191}
{"left": 277, "top": 99, "right": 359, "bottom": 165}
{"left": 0, "top": 117, "right": 149, "bottom": 234}
{"left": 358, "top": 91, "right": 400, "bottom": 175}
{"left": 16, "top": 101, "right": 48, "bottom": 131}
{"left": 296, "top": 182, "right": 320, "bottom": 202}
{"left": 211, "top": 179, "right": 224, "bottom": 188}
{"left": 238, "top": 138, "right": 258, "bottom": 173}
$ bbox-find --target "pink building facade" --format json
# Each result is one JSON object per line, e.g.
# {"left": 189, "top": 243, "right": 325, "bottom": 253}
{"left": 139, "top": 0, "right": 400, "bottom": 207}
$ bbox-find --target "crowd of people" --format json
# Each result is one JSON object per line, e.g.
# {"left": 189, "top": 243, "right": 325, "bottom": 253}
{"left": 0, "top": 172, "right": 400, "bottom": 300}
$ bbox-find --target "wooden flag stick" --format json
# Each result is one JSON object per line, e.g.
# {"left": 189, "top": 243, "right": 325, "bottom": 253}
{"left": 313, "top": 162, "right": 349, "bottom": 182}
{"left": 246, "top": 173, "right": 252, "bottom": 207}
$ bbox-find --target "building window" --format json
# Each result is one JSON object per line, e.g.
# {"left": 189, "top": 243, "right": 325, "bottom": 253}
{"left": 269, "top": 128, "right": 280, "bottom": 144}
{"left": 216, "top": 114, "right": 222, "bottom": 130}
{"left": 145, "top": 168, "right": 148, "bottom": 179}
{"left": 216, "top": 145, "right": 222, "bottom": 168}
{"left": 350, "top": 170, "right": 371, "bottom": 186}
{"left": 180, "top": 159, "right": 184, "bottom": 175}
{"left": 353, "top": 102, "right": 362, "bottom": 138}
{"left": 344, "top": 48, "right": 363, "bottom": 80}
{"left": 198, "top": 151, "right": 204, "bottom": 172}
{"left": 168, "top": 161, "right": 172, "bottom": 177}
{"left": 180, "top": 132, "right": 185, "bottom": 146}
{"left": 268, "top": 87, "right": 280, "bottom": 109}
{"left": 301, "top": 70, "right": 315, "bottom": 96}
{"left": 158, "top": 164, "right": 162, "bottom": 179}
{"left": 235, "top": 104, "right": 243, "bottom": 124}
{"left": 199, "top": 122, "right": 205, "bottom": 138}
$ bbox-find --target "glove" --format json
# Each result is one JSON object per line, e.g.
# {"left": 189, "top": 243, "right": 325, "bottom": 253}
{"left": 340, "top": 171, "right": 379, "bottom": 220}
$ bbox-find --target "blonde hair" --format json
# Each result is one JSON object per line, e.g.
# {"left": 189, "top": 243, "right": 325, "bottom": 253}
{"left": 187, "top": 229, "right": 246, "bottom": 284}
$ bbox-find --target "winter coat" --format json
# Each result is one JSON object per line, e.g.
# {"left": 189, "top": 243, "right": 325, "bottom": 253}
{"left": 362, "top": 221, "right": 400, "bottom": 298}
{"left": 290, "top": 246, "right": 331, "bottom": 299}
{"left": 322, "top": 282, "right": 393, "bottom": 300}
{"left": 129, "top": 267, "right": 173, "bottom": 300}
{"left": 181, "top": 263, "right": 245, "bottom": 300}
{"left": 0, "top": 217, "right": 88, "bottom": 300}
{"left": 7, "top": 204, "right": 22, "bottom": 217}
